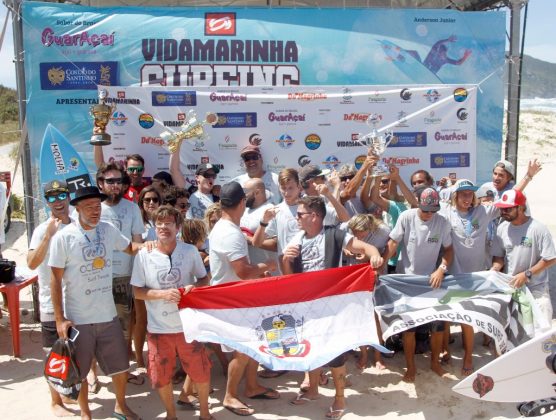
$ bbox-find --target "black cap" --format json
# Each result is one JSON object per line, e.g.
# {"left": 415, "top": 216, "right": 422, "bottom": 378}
{"left": 298, "top": 164, "right": 330, "bottom": 185}
{"left": 196, "top": 163, "right": 220, "bottom": 176}
{"left": 44, "top": 180, "right": 69, "bottom": 196}
{"left": 220, "top": 181, "right": 246, "bottom": 208}
{"left": 152, "top": 171, "right": 173, "bottom": 186}
{"left": 69, "top": 186, "right": 107, "bottom": 206}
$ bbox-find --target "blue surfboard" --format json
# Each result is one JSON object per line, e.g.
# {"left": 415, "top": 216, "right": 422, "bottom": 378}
{"left": 39, "top": 124, "right": 93, "bottom": 200}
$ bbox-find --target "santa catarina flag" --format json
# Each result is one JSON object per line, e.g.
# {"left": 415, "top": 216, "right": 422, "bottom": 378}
{"left": 374, "top": 271, "right": 549, "bottom": 354}
{"left": 178, "top": 264, "right": 386, "bottom": 371}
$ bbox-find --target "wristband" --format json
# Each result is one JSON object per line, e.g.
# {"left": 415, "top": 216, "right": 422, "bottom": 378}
{"left": 259, "top": 221, "right": 268, "bottom": 227}
{"left": 438, "top": 264, "right": 448, "bottom": 273}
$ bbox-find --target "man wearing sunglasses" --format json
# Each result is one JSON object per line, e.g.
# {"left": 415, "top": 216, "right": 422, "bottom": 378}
{"left": 187, "top": 163, "right": 220, "bottom": 219}
{"left": 96, "top": 162, "right": 146, "bottom": 378}
{"left": 232, "top": 145, "right": 281, "bottom": 205}
{"left": 384, "top": 186, "right": 453, "bottom": 383}
{"left": 27, "top": 180, "right": 74, "bottom": 416}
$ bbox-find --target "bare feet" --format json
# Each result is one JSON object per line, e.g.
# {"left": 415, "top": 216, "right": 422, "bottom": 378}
{"left": 402, "top": 368, "right": 416, "bottom": 383}
{"left": 51, "top": 403, "right": 73, "bottom": 417}
{"left": 431, "top": 363, "right": 448, "bottom": 377}
{"left": 223, "top": 397, "right": 255, "bottom": 416}
{"left": 374, "top": 360, "right": 386, "bottom": 370}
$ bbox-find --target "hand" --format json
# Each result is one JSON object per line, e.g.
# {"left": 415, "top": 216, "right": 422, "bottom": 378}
{"left": 144, "top": 240, "right": 157, "bottom": 252}
{"left": 182, "top": 285, "right": 194, "bottom": 296}
{"left": 56, "top": 318, "right": 73, "bottom": 339}
{"left": 315, "top": 183, "right": 331, "bottom": 197}
{"left": 328, "top": 170, "right": 340, "bottom": 188}
{"left": 389, "top": 165, "right": 400, "bottom": 180}
{"left": 261, "top": 207, "right": 278, "bottom": 224}
{"left": 282, "top": 244, "right": 300, "bottom": 262}
{"left": 45, "top": 217, "right": 61, "bottom": 239}
{"left": 429, "top": 268, "right": 445, "bottom": 289}
{"left": 163, "top": 288, "right": 182, "bottom": 304}
{"left": 510, "top": 272, "right": 528, "bottom": 289}
{"left": 343, "top": 248, "right": 355, "bottom": 258}
{"left": 438, "top": 176, "right": 450, "bottom": 188}
{"left": 356, "top": 253, "right": 369, "bottom": 262}
{"left": 527, "top": 158, "right": 542, "bottom": 178}
{"left": 264, "top": 258, "right": 277, "bottom": 273}
{"left": 369, "top": 255, "right": 383, "bottom": 269}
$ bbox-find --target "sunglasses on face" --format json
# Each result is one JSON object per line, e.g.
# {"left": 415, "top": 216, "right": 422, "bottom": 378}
{"left": 127, "top": 166, "right": 144, "bottom": 174}
{"left": 340, "top": 176, "right": 354, "bottom": 182}
{"left": 143, "top": 197, "right": 159, "bottom": 204}
{"left": 177, "top": 203, "right": 191, "bottom": 210}
{"left": 104, "top": 177, "right": 123, "bottom": 185}
{"left": 380, "top": 179, "right": 390, "bottom": 185}
{"left": 243, "top": 154, "right": 260, "bottom": 162}
{"left": 46, "top": 193, "right": 68, "bottom": 203}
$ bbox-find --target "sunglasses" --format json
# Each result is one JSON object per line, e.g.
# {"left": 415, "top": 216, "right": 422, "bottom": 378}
{"left": 46, "top": 192, "right": 68, "bottom": 203}
{"left": 104, "top": 177, "right": 123, "bottom": 185}
{"left": 127, "top": 166, "right": 144, "bottom": 174}
{"left": 243, "top": 154, "right": 260, "bottom": 162}
{"left": 177, "top": 203, "right": 191, "bottom": 210}
{"left": 380, "top": 179, "right": 390, "bottom": 185}
{"left": 143, "top": 197, "right": 159, "bottom": 204}
{"left": 340, "top": 176, "right": 354, "bottom": 182}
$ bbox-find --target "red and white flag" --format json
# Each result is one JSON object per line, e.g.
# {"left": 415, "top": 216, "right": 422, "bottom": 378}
{"left": 179, "top": 264, "right": 384, "bottom": 371}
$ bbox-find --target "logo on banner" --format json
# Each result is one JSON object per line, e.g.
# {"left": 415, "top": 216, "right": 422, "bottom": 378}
{"left": 41, "top": 28, "right": 115, "bottom": 48}
{"left": 424, "top": 89, "right": 441, "bottom": 103}
{"left": 430, "top": 153, "right": 470, "bottom": 168}
{"left": 323, "top": 155, "right": 341, "bottom": 170}
{"left": 344, "top": 113, "right": 370, "bottom": 122}
{"left": 354, "top": 155, "right": 367, "bottom": 170}
{"left": 382, "top": 157, "right": 420, "bottom": 167}
{"left": 257, "top": 314, "right": 310, "bottom": 358}
{"left": 218, "top": 135, "right": 238, "bottom": 151}
{"left": 287, "top": 91, "right": 327, "bottom": 101}
{"left": 268, "top": 111, "right": 306, "bottom": 124}
{"left": 249, "top": 133, "right": 262, "bottom": 146}
{"left": 205, "top": 13, "right": 236, "bottom": 36}
{"left": 390, "top": 132, "right": 427, "bottom": 147}
{"left": 138, "top": 113, "right": 155, "bottom": 129}
{"left": 45, "top": 352, "right": 69, "bottom": 379}
{"left": 213, "top": 113, "right": 257, "bottom": 128}
{"left": 304, "top": 134, "right": 321, "bottom": 150}
{"left": 453, "top": 87, "right": 468, "bottom": 102}
{"left": 396, "top": 111, "right": 409, "bottom": 127}
{"left": 424, "top": 111, "right": 442, "bottom": 125}
{"left": 341, "top": 87, "right": 354, "bottom": 104}
{"left": 276, "top": 134, "right": 295, "bottom": 149}
{"left": 435, "top": 130, "right": 468, "bottom": 142}
{"left": 141, "top": 136, "right": 164, "bottom": 146}
{"left": 368, "top": 91, "right": 387, "bottom": 103}
{"left": 400, "top": 88, "right": 412, "bottom": 101}
{"left": 152, "top": 91, "right": 197, "bottom": 106}
{"left": 298, "top": 155, "right": 311, "bottom": 167}
{"left": 337, "top": 134, "right": 361, "bottom": 148}
{"left": 40, "top": 62, "right": 118, "bottom": 90}
{"left": 210, "top": 92, "right": 247, "bottom": 103}
{"left": 111, "top": 111, "right": 127, "bottom": 127}
{"left": 457, "top": 108, "right": 468, "bottom": 121}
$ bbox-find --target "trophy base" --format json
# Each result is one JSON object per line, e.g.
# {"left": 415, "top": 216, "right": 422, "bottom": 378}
{"left": 371, "top": 163, "right": 390, "bottom": 178}
{"left": 90, "top": 134, "right": 112, "bottom": 146}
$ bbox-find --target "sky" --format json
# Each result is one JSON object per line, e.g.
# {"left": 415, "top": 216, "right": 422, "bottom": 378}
{"left": 0, "top": 0, "right": 554, "bottom": 89}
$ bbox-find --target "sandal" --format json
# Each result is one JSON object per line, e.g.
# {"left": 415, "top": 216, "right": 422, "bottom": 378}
{"left": 325, "top": 407, "right": 347, "bottom": 419}
{"left": 88, "top": 379, "right": 101, "bottom": 394}
{"left": 127, "top": 372, "right": 145, "bottom": 386}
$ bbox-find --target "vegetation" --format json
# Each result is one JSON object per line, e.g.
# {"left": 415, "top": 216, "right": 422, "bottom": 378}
{"left": 505, "top": 54, "right": 556, "bottom": 99}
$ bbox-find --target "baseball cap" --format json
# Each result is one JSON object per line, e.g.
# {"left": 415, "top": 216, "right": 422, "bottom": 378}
{"left": 453, "top": 179, "right": 479, "bottom": 193}
{"left": 219, "top": 181, "right": 246, "bottom": 208}
{"left": 476, "top": 184, "right": 495, "bottom": 199}
{"left": 494, "top": 189, "right": 526, "bottom": 208}
{"left": 298, "top": 165, "right": 331, "bottom": 185}
{"left": 416, "top": 186, "right": 441, "bottom": 212}
{"left": 196, "top": 163, "right": 220, "bottom": 176}
{"left": 44, "top": 180, "right": 69, "bottom": 196}
{"left": 494, "top": 160, "right": 515, "bottom": 179}
{"left": 240, "top": 145, "right": 261, "bottom": 157}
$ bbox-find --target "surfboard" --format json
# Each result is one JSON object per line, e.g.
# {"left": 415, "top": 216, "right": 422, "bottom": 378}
{"left": 452, "top": 327, "right": 556, "bottom": 402}
{"left": 39, "top": 124, "right": 93, "bottom": 200}
{"left": 379, "top": 39, "right": 443, "bottom": 83}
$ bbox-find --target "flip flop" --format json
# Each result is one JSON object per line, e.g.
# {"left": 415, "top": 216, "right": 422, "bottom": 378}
{"left": 223, "top": 404, "right": 254, "bottom": 416}
{"left": 289, "top": 393, "right": 318, "bottom": 406}
{"left": 247, "top": 387, "right": 280, "bottom": 400}
{"left": 257, "top": 369, "right": 288, "bottom": 378}
{"left": 461, "top": 366, "right": 474, "bottom": 376}
{"left": 177, "top": 397, "right": 200, "bottom": 410}
{"left": 325, "top": 407, "right": 347, "bottom": 419}
{"left": 127, "top": 372, "right": 145, "bottom": 386}
{"left": 88, "top": 379, "right": 101, "bottom": 394}
{"left": 112, "top": 412, "right": 141, "bottom": 420}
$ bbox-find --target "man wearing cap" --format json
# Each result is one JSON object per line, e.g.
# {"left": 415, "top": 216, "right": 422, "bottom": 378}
{"left": 186, "top": 163, "right": 220, "bottom": 219}
{"left": 208, "top": 181, "right": 279, "bottom": 416}
{"left": 49, "top": 186, "right": 144, "bottom": 420}
{"left": 491, "top": 189, "right": 556, "bottom": 324}
{"left": 27, "top": 180, "right": 74, "bottom": 416}
{"left": 233, "top": 145, "right": 281, "bottom": 205}
{"left": 480, "top": 158, "right": 542, "bottom": 200}
{"left": 384, "top": 186, "right": 453, "bottom": 382}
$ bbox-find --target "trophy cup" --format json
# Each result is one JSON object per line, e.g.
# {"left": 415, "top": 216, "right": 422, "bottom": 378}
{"left": 160, "top": 110, "right": 219, "bottom": 154}
{"left": 357, "top": 114, "right": 393, "bottom": 177}
{"left": 90, "top": 89, "right": 116, "bottom": 146}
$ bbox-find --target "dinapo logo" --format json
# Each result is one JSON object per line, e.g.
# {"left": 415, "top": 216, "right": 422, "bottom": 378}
{"left": 323, "top": 155, "right": 341, "bottom": 170}
{"left": 205, "top": 13, "right": 236, "bottom": 36}
{"left": 304, "top": 133, "right": 321, "bottom": 150}
{"left": 249, "top": 133, "right": 262, "bottom": 146}
{"left": 400, "top": 88, "right": 412, "bottom": 101}
{"left": 457, "top": 108, "right": 468, "bottom": 121}
{"left": 453, "top": 87, "right": 468, "bottom": 102}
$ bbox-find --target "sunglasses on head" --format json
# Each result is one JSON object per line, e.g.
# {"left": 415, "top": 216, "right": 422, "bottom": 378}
{"left": 104, "top": 177, "right": 123, "bottom": 185}
{"left": 127, "top": 166, "right": 144, "bottom": 174}
{"left": 45, "top": 192, "right": 68, "bottom": 203}
{"left": 143, "top": 197, "right": 159, "bottom": 204}
{"left": 243, "top": 154, "right": 260, "bottom": 162}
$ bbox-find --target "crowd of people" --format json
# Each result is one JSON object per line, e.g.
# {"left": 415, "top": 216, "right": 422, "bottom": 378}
{"left": 19, "top": 140, "right": 556, "bottom": 420}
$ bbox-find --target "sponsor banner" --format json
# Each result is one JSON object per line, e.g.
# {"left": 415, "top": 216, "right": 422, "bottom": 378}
{"left": 179, "top": 264, "right": 386, "bottom": 371}
{"left": 430, "top": 152, "right": 470, "bottom": 168}
{"left": 152, "top": 91, "right": 197, "bottom": 107}
{"left": 373, "top": 271, "right": 547, "bottom": 354}
{"left": 40, "top": 61, "right": 118, "bottom": 90}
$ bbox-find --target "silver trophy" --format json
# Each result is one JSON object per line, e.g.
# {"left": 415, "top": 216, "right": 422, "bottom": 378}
{"left": 357, "top": 114, "right": 393, "bottom": 177}
{"left": 160, "top": 110, "right": 218, "bottom": 154}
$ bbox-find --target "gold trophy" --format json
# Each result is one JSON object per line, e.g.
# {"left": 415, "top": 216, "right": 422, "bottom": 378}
{"left": 90, "top": 89, "right": 116, "bottom": 146}
{"left": 160, "top": 110, "right": 219, "bottom": 154}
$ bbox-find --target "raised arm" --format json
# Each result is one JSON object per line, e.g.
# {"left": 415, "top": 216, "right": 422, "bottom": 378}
{"left": 514, "top": 158, "right": 542, "bottom": 192}
{"left": 389, "top": 165, "right": 418, "bottom": 208}
{"left": 169, "top": 142, "right": 186, "bottom": 188}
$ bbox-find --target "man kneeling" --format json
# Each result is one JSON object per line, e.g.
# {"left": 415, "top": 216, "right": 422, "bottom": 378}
{"left": 131, "top": 205, "right": 213, "bottom": 420}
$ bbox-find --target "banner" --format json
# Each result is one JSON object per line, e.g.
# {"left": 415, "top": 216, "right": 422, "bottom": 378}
{"left": 178, "top": 264, "right": 384, "bottom": 371}
{"left": 21, "top": 4, "right": 506, "bottom": 211}
{"left": 100, "top": 84, "right": 477, "bottom": 187}
{"left": 373, "top": 271, "right": 549, "bottom": 354}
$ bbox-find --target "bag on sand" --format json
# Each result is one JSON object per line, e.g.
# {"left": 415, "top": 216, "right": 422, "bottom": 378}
{"left": 44, "top": 338, "right": 82, "bottom": 400}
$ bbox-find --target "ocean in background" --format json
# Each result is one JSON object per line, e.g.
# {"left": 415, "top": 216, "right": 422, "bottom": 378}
{"left": 518, "top": 98, "right": 556, "bottom": 112}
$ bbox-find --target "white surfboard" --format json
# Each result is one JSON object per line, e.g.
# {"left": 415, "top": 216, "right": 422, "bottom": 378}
{"left": 452, "top": 327, "right": 556, "bottom": 402}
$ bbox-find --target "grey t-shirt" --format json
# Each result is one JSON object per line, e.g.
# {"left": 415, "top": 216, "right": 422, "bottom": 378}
{"left": 389, "top": 208, "right": 452, "bottom": 276}
{"left": 492, "top": 218, "right": 556, "bottom": 292}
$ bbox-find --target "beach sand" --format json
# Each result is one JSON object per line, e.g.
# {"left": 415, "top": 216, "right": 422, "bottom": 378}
{"left": 1, "top": 110, "right": 556, "bottom": 419}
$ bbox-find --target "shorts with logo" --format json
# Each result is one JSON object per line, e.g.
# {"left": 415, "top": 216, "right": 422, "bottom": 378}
{"left": 113, "top": 275, "right": 133, "bottom": 340}
{"left": 41, "top": 321, "right": 58, "bottom": 349}
{"left": 73, "top": 317, "right": 129, "bottom": 381}
{"left": 147, "top": 332, "right": 211, "bottom": 389}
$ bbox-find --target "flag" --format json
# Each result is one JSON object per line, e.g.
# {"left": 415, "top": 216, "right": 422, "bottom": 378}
{"left": 373, "top": 270, "right": 548, "bottom": 354}
{"left": 178, "top": 264, "right": 385, "bottom": 371}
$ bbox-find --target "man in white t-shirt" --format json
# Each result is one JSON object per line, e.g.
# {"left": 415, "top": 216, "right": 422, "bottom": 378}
{"left": 49, "top": 186, "right": 144, "bottom": 420}
{"left": 491, "top": 189, "right": 556, "bottom": 323}
{"left": 233, "top": 144, "right": 281, "bottom": 205}
{"left": 208, "top": 181, "right": 278, "bottom": 416}
{"left": 131, "top": 205, "right": 212, "bottom": 420}
{"left": 27, "top": 180, "right": 74, "bottom": 416}
{"left": 186, "top": 163, "right": 220, "bottom": 219}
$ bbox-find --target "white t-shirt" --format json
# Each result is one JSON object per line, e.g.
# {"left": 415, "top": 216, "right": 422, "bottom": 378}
{"left": 265, "top": 200, "right": 300, "bottom": 255}
{"left": 240, "top": 201, "right": 278, "bottom": 266}
{"left": 131, "top": 242, "right": 206, "bottom": 333}
{"left": 492, "top": 218, "right": 556, "bottom": 292}
{"left": 209, "top": 219, "right": 249, "bottom": 286}
{"left": 186, "top": 191, "right": 215, "bottom": 219}
{"left": 233, "top": 171, "right": 281, "bottom": 205}
{"left": 389, "top": 208, "right": 452, "bottom": 276}
{"left": 48, "top": 221, "right": 130, "bottom": 325}
{"left": 29, "top": 218, "right": 73, "bottom": 319}
{"left": 439, "top": 203, "right": 500, "bottom": 273}
{"left": 101, "top": 199, "right": 145, "bottom": 276}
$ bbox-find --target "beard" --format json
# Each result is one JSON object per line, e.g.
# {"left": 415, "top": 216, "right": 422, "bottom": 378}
{"left": 246, "top": 195, "right": 256, "bottom": 209}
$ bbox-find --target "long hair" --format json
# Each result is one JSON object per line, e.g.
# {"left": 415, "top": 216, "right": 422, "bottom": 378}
{"left": 138, "top": 185, "right": 161, "bottom": 225}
